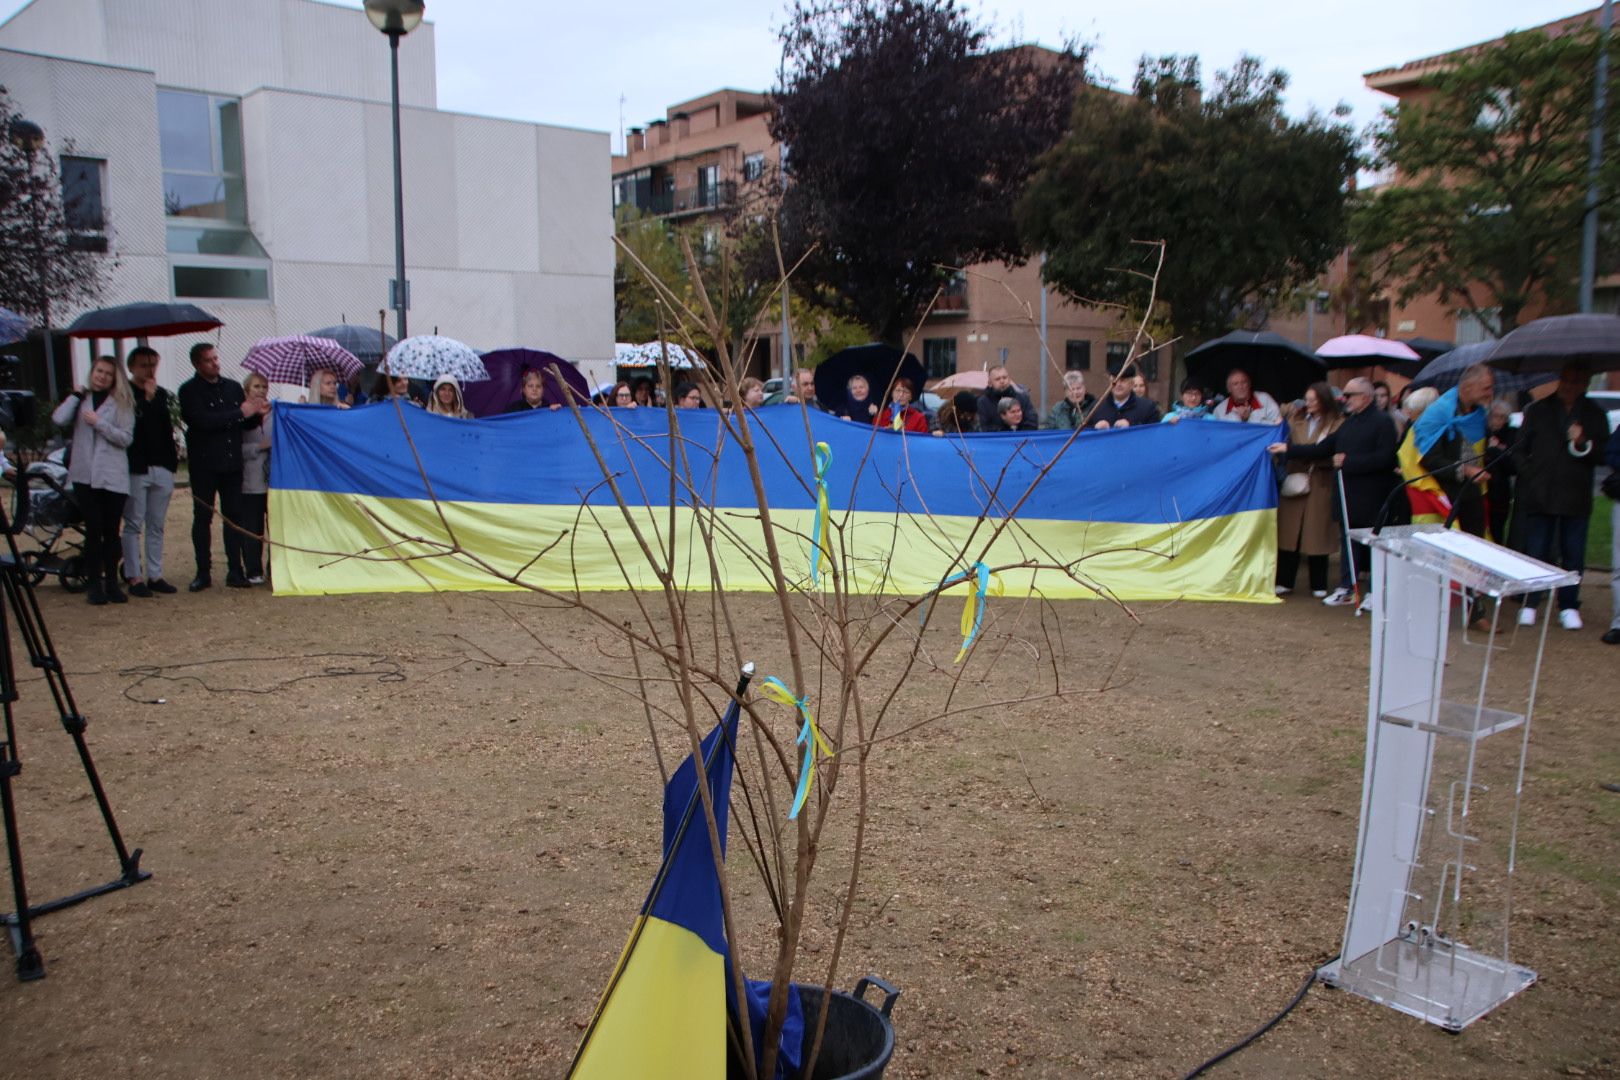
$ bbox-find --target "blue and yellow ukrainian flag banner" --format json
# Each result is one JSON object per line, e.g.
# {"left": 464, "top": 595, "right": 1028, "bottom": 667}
{"left": 268, "top": 402, "right": 1281, "bottom": 601}
{"left": 569, "top": 702, "right": 741, "bottom": 1078}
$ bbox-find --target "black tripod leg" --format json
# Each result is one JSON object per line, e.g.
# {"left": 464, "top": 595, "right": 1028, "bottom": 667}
{"left": 0, "top": 567, "right": 146, "bottom": 888}
{"left": 0, "top": 563, "right": 44, "bottom": 980}
{"left": 0, "top": 747, "right": 45, "bottom": 981}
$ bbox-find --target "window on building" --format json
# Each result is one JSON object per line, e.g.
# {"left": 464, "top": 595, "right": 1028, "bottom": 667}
{"left": 1064, "top": 340, "right": 1090, "bottom": 371}
{"left": 1105, "top": 342, "right": 1130, "bottom": 375}
{"left": 923, "top": 337, "right": 957, "bottom": 380}
{"left": 697, "top": 164, "right": 719, "bottom": 208}
{"left": 172, "top": 265, "right": 270, "bottom": 301}
{"left": 157, "top": 89, "right": 247, "bottom": 222}
{"left": 743, "top": 152, "right": 765, "bottom": 182}
{"left": 1455, "top": 309, "right": 1501, "bottom": 345}
{"left": 59, "top": 155, "right": 106, "bottom": 251}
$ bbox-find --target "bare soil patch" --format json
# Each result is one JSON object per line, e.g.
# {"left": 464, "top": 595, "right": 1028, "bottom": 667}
{"left": 1, "top": 511, "right": 1615, "bottom": 1078}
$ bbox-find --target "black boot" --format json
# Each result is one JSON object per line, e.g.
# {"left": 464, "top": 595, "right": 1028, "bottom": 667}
{"left": 105, "top": 577, "right": 128, "bottom": 604}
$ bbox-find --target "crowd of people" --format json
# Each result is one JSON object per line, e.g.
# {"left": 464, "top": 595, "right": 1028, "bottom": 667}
{"left": 32, "top": 345, "right": 1619, "bottom": 642}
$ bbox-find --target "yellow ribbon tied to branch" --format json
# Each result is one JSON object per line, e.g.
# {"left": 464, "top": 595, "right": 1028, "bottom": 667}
{"left": 760, "top": 676, "right": 833, "bottom": 820}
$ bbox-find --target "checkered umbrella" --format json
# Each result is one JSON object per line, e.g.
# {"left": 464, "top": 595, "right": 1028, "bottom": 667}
{"left": 1485, "top": 314, "right": 1620, "bottom": 375}
{"left": 383, "top": 335, "right": 490, "bottom": 382}
{"left": 243, "top": 335, "right": 364, "bottom": 386}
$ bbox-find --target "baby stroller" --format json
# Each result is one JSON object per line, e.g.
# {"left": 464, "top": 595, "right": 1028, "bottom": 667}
{"left": 12, "top": 448, "right": 92, "bottom": 592}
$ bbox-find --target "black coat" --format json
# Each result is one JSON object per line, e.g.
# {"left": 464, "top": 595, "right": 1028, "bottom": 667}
{"left": 179, "top": 375, "right": 255, "bottom": 474}
{"left": 1515, "top": 395, "right": 1611, "bottom": 517}
{"left": 1087, "top": 393, "right": 1160, "bottom": 429}
{"left": 977, "top": 386, "right": 1036, "bottom": 430}
{"left": 1294, "top": 406, "right": 1399, "bottom": 526}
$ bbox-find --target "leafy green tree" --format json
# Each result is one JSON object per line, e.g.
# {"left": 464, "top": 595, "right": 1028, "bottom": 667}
{"left": 1352, "top": 27, "right": 1620, "bottom": 333}
{"left": 613, "top": 204, "right": 691, "bottom": 344}
{"left": 1018, "top": 56, "right": 1358, "bottom": 345}
{"left": 771, "top": 0, "right": 1081, "bottom": 345}
{"left": 0, "top": 87, "right": 107, "bottom": 337}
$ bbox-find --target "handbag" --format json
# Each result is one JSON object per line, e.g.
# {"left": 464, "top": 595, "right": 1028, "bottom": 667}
{"left": 1280, "top": 469, "right": 1311, "bottom": 498}
{"left": 1602, "top": 469, "right": 1620, "bottom": 501}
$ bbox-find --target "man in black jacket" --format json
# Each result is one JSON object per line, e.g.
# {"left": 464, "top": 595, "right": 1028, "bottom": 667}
{"left": 1320, "top": 377, "right": 1400, "bottom": 609}
{"left": 1088, "top": 371, "right": 1161, "bottom": 429}
{"left": 178, "top": 343, "right": 268, "bottom": 591}
{"left": 976, "top": 365, "right": 1035, "bottom": 429}
{"left": 1514, "top": 363, "right": 1611, "bottom": 631}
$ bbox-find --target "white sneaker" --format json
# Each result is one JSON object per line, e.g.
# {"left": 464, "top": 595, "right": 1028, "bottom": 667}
{"left": 1274, "top": 585, "right": 1292, "bottom": 596}
{"left": 1356, "top": 595, "right": 1374, "bottom": 615}
{"left": 1322, "top": 587, "right": 1355, "bottom": 607}
{"left": 1518, "top": 607, "right": 1537, "bottom": 627}
{"left": 1559, "top": 608, "right": 1583, "bottom": 631}
{"left": 1312, "top": 589, "right": 1329, "bottom": 598}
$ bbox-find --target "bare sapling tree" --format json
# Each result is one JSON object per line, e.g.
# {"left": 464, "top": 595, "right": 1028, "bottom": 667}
{"left": 257, "top": 227, "right": 1186, "bottom": 1079}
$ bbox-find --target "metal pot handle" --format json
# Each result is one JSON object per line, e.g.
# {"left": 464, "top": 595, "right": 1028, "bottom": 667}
{"left": 853, "top": 975, "right": 900, "bottom": 1018}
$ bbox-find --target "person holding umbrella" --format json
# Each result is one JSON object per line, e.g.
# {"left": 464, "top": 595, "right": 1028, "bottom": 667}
{"left": 305, "top": 369, "right": 350, "bottom": 408}
{"left": 51, "top": 356, "right": 136, "bottom": 605}
{"left": 180, "top": 343, "right": 268, "bottom": 591}
{"left": 1513, "top": 363, "right": 1610, "bottom": 630}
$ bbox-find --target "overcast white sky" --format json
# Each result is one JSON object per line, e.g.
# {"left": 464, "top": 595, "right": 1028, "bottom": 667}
{"left": 1, "top": 0, "right": 1597, "bottom": 147}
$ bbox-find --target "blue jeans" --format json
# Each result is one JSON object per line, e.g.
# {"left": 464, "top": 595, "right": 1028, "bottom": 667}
{"left": 1522, "top": 513, "right": 1589, "bottom": 611}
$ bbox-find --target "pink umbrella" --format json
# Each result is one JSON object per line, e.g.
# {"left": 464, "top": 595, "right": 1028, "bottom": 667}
{"left": 928, "top": 370, "right": 989, "bottom": 392}
{"left": 243, "top": 335, "right": 363, "bottom": 386}
{"left": 1316, "top": 334, "right": 1423, "bottom": 372}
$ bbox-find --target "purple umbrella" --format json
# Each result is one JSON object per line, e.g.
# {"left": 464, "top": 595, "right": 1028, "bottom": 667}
{"left": 243, "top": 335, "right": 363, "bottom": 386}
{"left": 462, "top": 348, "right": 591, "bottom": 417}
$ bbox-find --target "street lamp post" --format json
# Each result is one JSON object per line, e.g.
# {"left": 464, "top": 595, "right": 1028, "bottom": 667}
{"left": 365, "top": 0, "right": 425, "bottom": 343}
{"left": 8, "top": 117, "right": 59, "bottom": 401}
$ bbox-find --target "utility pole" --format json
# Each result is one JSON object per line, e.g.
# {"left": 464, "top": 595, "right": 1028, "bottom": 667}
{"left": 1579, "top": 0, "right": 1613, "bottom": 313}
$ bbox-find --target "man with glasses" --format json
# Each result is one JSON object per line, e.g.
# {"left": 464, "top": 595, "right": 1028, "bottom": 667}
{"left": 1320, "top": 377, "right": 1400, "bottom": 610}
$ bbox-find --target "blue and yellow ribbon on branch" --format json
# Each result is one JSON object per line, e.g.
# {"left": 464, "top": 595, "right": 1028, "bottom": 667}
{"left": 934, "top": 561, "right": 1004, "bottom": 663}
{"left": 759, "top": 676, "right": 834, "bottom": 820}
{"left": 809, "top": 441, "right": 832, "bottom": 587}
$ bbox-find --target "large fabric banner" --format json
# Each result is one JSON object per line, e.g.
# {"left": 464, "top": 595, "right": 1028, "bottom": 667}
{"left": 268, "top": 402, "right": 1282, "bottom": 601}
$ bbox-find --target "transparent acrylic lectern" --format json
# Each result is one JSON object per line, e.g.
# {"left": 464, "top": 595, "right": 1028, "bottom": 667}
{"left": 1317, "top": 524, "right": 1577, "bottom": 1031}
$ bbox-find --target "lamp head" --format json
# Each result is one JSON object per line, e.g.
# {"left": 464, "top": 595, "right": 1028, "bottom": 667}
{"left": 364, "top": 0, "right": 424, "bottom": 35}
{"left": 8, "top": 117, "right": 44, "bottom": 153}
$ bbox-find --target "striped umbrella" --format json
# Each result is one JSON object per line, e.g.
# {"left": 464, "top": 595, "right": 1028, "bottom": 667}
{"left": 243, "top": 335, "right": 363, "bottom": 386}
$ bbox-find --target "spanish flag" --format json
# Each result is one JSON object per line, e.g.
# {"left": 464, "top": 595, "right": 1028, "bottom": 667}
{"left": 568, "top": 697, "right": 742, "bottom": 1078}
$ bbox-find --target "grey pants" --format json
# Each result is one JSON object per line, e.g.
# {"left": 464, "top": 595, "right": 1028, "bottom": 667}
{"left": 121, "top": 466, "right": 175, "bottom": 581}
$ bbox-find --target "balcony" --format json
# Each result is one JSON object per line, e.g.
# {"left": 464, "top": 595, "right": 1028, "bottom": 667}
{"left": 640, "top": 180, "right": 738, "bottom": 218}
{"left": 930, "top": 273, "right": 970, "bottom": 316}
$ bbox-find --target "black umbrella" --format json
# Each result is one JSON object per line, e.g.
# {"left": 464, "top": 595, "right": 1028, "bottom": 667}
{"left": 1485, "top": 313, "right": 1620, "bottom": 375}
{"left": 1409, "top": 339, "right": 1553, "bottom": 395}
{"left": 307, "top": 324, "right": 397, "bottom": 364}
{"left": 1183, "top": 330, "right": 1327, "bottom": 402}
{"left": 65, "top": 301, "right": 222, "bottom": 338}
{"left": 1401, "top": 337, "right": 1455, "bottom": 361}
{"left": 813, "top": 343, "right": 927, "bottom": 418}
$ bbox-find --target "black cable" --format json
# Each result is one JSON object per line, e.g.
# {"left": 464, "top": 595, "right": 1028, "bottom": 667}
{"left": 117, "top": 651, "right": 407, "bottom": 704}
{"left": 1177, "top": 957, "right": 1334, "bottom": 1080}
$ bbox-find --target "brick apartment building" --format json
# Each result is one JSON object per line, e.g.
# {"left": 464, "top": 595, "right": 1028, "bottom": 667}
{"left": 612, "top": 86, "right": 1153, "bottom": 414}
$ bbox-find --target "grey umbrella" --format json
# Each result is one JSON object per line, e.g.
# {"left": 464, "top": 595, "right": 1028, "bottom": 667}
{"left": 1409, "top": 339, "right": 1554, "bottom": 395}
{"left": 1485, "top": 313, "right": 1620, "bottom": 375}
{"left": 307, "top": 324, "right": 397, "bottom": 365}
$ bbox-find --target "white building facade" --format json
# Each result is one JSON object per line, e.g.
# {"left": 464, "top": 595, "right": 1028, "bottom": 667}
{"left": 0, "top": 0, "right": 613, "bottom": 391}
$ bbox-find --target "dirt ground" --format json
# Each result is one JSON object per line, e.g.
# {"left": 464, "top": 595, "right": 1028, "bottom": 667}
{"left": 0, "top": 501, "right": 1616, "bottom": 1079}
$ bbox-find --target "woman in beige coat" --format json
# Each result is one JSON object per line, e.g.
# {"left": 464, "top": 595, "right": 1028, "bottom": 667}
{"left": 1267, "top": 382, "right": 1343, "bottom": 597}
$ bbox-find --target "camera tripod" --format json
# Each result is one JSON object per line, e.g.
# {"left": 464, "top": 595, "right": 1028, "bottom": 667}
{"left": 0, "top": 494, "right": 149, "bottom": 981}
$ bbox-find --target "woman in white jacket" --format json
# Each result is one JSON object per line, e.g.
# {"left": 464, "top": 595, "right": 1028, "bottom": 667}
{"left": 52, "top": 355, "right": 136, "bottom": 605}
